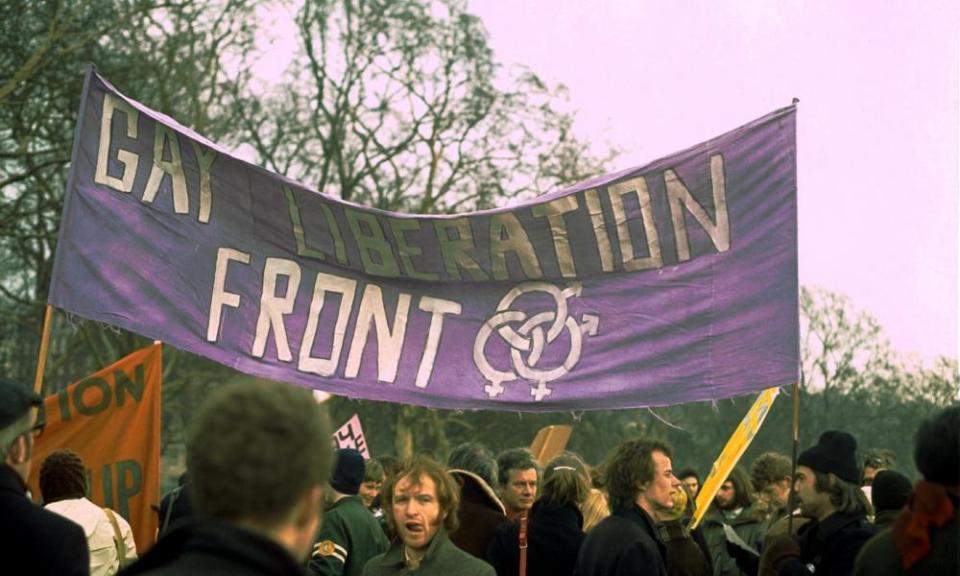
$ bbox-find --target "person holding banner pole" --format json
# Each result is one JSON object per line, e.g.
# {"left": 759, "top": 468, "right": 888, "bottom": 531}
{"left": 0, "top": 377, "right": 90, "bottom": 575}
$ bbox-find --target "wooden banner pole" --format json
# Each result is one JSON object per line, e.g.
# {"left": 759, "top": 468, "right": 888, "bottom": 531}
{"left": 788, "top": 381, "right": 801, "bottom": 534}
{"left": 33, "top": 304, "right": 54, "bottom": 396}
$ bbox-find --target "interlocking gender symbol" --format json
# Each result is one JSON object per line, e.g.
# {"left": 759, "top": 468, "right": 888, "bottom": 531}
{"left": 473, "top": 281, "right": 599, "bottom": 401}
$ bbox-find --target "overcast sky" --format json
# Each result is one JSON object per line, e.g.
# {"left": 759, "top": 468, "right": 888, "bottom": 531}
{"left": 252, "top": 0, "right": 958, "bottom": 360}
{"left": 468, "top": 0, "right": 958, "bottom": 361}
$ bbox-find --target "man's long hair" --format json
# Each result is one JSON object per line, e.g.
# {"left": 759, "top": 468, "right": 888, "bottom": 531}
{"left": 813, "top": 470, "right": 872, "bottom": 516}
{"left": 605, "top": 438, "right": 672, "bottom": 512}
{"left": 722, "top": 466, "right": 755, "bottom": 510}
{"left": 382, "top": 456, "right": 460, "bottom": 534}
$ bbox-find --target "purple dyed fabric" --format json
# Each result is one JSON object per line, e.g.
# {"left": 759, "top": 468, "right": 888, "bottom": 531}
{"left": 49, "top": 70, "right": 798, "bottom": 411}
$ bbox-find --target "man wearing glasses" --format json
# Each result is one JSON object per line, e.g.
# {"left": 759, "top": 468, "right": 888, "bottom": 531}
{"left": 0, "top": 377, "right": 89, "bottom": 575}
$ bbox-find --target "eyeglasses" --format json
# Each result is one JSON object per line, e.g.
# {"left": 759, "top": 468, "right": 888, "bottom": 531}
{"left": 26, "top": 421, "right": 45, "bottom": 440}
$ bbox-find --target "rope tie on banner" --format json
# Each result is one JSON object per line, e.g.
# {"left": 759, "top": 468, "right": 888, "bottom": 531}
{"left": 646, "top": 407, "right": 687, "bottom": 432}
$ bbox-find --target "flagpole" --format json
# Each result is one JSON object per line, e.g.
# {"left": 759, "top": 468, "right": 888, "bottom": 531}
{"left": 788, "top": 381, "right": 800, "bottom": 534}
{"left": 33, "top": 304, "right": 54, "bottom": 396}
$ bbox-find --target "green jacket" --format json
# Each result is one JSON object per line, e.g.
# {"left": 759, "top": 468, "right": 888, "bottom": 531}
{"left": 700, "top": 505, "right": 768, "bottom": 576}
{"left": 853, "top": 513, "right": 959, "bottom": 576}
{"left": 310, "top": 495, "right": 389, "bottom": 576}
{"left": 362, "top": 528, "right": 494, "bottom": 576}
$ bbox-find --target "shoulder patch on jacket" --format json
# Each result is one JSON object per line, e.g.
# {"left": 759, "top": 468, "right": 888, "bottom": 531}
{"left": 313, "top": 540, "right": 348, "bottom": 563}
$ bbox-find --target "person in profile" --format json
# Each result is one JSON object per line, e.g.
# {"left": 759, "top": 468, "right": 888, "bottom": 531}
{"left": 0, "top": 377, "right": 89, "bottom": 575}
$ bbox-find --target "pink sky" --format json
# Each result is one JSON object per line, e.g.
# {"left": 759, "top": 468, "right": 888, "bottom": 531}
{"left": 250, "top": 0, "right": 958, "bottom": 360}
{"left": 465, "top": 0, "right": 958, "bottom": 360}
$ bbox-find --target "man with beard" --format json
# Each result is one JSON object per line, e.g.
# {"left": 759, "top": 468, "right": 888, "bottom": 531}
{"left": 761, "top": 431, "right": 875, "bottom": 576}
{"left": 700, "top": 466, "right": 766, "bottom": 576}
{"left": 575, "top": 438, "right": 680, "bottom": 576}
{"left": 363, "top": 456, "right": 494, "bottom": 576}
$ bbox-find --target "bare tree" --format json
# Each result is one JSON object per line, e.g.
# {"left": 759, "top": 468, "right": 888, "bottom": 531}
{"left": 235, "top": 0, "right": 615, "bottom": 214}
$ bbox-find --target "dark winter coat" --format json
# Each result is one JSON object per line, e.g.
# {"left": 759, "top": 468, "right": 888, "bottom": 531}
{"left": 156, "top": 483, "right": 194, "bottom": 536}
{"left": 657, "top": 519, "right": 711, "bottom": 576}
{"left": 853, "top": 492, "right": 959, "bottom": 576}
{"left": 871, "top": 508, "right": 900, "bottom": 529}
{"left": 777, "top": 512, "right": 876, "bottom": 576}
{"left": 449, "top": 470, "right": 507, "bottom": 560}
{"left": 119, "top": 521, "right": 307, "bottom": 576}
{"left": 486, "top": 500, "right": 585, "bottom": 576}
{"left": 0, "top": 463, "right": 89, "bottom": 576}
{"left": 574, "top": 504, "right": 668, "bottom": 576}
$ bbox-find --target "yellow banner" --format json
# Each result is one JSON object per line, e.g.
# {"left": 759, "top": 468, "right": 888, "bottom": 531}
{"left": 689, "top": 387, "right": 779, "bottom": 530}
{"left": 28, "top": 343, "right": 162, "bottom": 551}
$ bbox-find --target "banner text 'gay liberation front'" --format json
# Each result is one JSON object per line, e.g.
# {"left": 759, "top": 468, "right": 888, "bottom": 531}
{"left": 50, "top": 70, "right": 798, "bottom": 411}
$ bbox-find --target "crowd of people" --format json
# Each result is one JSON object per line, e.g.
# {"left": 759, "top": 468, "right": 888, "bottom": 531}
{"left": 1, "top": 375, "right": 957, "bottom": 576}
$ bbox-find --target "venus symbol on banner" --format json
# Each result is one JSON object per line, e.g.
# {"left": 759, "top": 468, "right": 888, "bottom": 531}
{"left": 473, "top": 282, "right": 599, "bottom": 401}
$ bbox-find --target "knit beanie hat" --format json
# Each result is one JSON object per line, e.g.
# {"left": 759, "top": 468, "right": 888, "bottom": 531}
{"left": 871, "top": 470, "right": 913, "bottom": 512}
{"left": 797, "top": 430, "right": 860, "bottom": 484}
{"left": 330, "top": 449, "right": 365, "bottom": 495}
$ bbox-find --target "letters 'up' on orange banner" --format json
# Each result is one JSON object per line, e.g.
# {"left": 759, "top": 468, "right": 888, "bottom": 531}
{"left": 28, "top": 343, "right": 162, "bottom": 552}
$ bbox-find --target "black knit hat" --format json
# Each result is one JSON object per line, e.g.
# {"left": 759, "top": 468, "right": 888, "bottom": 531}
{"left": 797, "top": 430, "right": 860, "bottom": 484}
{"left": 330, "top": 449, "right": 365, "bottom": 495}
{"left": 871, "top": 470, "right": 913, "bottom": 512}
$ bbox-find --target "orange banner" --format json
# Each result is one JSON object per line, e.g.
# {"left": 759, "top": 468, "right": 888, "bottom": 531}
{"left": 28, "top": 343, "right": 162, "bottom": 551}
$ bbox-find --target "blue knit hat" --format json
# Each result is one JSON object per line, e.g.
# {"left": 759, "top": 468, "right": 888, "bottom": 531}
{"left": 330, "top": 449, "right": 365, "bottom": 495}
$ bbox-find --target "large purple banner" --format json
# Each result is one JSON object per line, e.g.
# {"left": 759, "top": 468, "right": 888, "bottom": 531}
{"left": 49, "top": 70, "right": 798, "bottom": 411}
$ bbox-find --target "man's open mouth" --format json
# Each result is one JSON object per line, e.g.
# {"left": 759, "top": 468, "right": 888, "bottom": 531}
{"left": 405, "top": 522, "right": 424, "bottom": 533}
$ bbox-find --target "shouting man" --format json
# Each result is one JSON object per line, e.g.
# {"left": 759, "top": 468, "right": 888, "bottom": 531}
{"left": 363, "top": 456, "right": 493, "bottom": 576}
